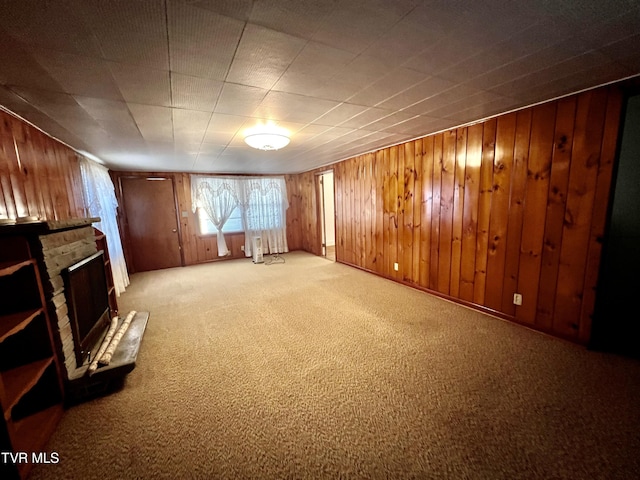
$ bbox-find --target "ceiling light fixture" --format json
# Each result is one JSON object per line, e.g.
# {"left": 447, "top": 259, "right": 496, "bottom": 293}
{"left": 244, "top": 124, "right": 290, "bottom": 151}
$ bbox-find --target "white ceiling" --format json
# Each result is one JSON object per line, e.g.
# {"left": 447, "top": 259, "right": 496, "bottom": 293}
{"left": 1, "top": 0, "right": 639, "bottom": 174}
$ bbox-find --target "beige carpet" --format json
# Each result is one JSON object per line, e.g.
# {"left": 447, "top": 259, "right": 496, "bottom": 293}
{"left": 30, "top": 252, "right": 640, "bottom": 479}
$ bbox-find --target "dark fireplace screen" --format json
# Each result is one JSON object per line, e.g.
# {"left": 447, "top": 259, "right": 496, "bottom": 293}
{"left": 63, "top": 251, "right": 111, "bottom": 367}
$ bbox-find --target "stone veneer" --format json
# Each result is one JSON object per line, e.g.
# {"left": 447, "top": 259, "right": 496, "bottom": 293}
{"left": 36, "top": 224, "right": 98, "bottom": 380}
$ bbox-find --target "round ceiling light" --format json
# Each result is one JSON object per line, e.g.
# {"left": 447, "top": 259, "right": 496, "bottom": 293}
{"left": 244, "top": 124, "right": 290, "bottom": 151}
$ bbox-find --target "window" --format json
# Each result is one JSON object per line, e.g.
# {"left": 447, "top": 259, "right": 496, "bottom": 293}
{"left": 197, "top": 205, "right": 243, "bottom": 235}
{"left": 191, "top": 175, "right": 289, "bottom": 256}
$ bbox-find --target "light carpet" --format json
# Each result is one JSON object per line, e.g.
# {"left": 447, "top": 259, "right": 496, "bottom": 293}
{"left": 30, "top": 252, "right": 640, "bottom": 479}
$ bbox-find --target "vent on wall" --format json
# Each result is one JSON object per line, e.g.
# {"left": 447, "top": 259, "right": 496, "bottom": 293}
{"left": 252, "top": 237, "right": 263, "bottom": 264}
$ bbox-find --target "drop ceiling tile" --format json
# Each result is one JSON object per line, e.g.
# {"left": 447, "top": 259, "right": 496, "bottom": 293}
{"left": 426, "top": 90, "right": 508, "bottom": 120}
{"left": 377, "top": 76, "right": 456, "bottom": 112}
{"left": 172, "top": 109, "right": 211, "bottom": 144}
{"left": 31, "top": 50, "right": 123, "bottom": 100}
{"left": 272, "top": 70, "right": 336, "bottom": 96}
{"left": 286, "top": 42, "right": 357, "bottom": 79}
{"left": 248, "top": 0, "right": 333, "bottom": 40}
{"left": 362, "top": 110, "right": 420, "bottom": 132}
{"left": 382, "top": 115, "right": 446, "bottom": 136}
{"left": 577, "top": 9, "right": 640, "bottom": 50}
{"left": 198, "top": 144, "right": 227, "bottom": 156}
{"left": 226, "top": 59, "right": 292, "bottom": 91}
{"left": 466, "top": 37, "right": 592, "bottom": 93}
{"left": 347, "top": 67, "right": 428, "bottom": 107}
{"left": 441, "top": 97, "right": 520, "bottom": 125}
{"left": 338, "top": 107, "right": 398, "bottom": 129}
{"left": 551, "top": 0, "right": 634, "bottom": 27}
{"left": 517, "top": 62, "right": 635, "bottom": 106}
{"left": 597, "top": 33, "right": 640, "bottom": 64}
{"left": 310, "top": 1, "right": 410, "bottom": 54}
{"left": 615, "top": 53, "right": 640, "bottom": 72}
{"left": 109, "top": 63, "right": 171, "bottom": 106}
{"left": 361, "top": 7, "right": 452, "bottom": 65}
{"left": 0, "top": 30, "right": 64, "bottom": 92}
{"left": 226, "top": 23, "right": 306, "bottom": 89}
{"left": 173, "top": 143, "right": 203, "bottom": 157}
{"left": 203, "top": 114, "right": 247, "bottom": 145}
{"left": 171, "top": 73, "right": 223, "bottom": 111}
{"left": 202, "top": 131, "right": 235, "bottom": 145}
{"left": 168, "top": 1, "right": 244, "bottom": 80}
{"left": 75, "top": 0, "right": 168, "bottom": 68}
{"left": 406, "top": 35, "right": 479, "bottom": 77}
{"left": 128, "top": 104, "right": 173, "bottom": 143}
{"left": 0, "top": 0, "right": 100, "bottom": 56}
{"left": 488, "top": 51, "right": 618, "bottom": 98}
{"left": 74, "top": 96, "right": 140, "bottom": 139}
{"left": 185, "top": 0, "right": 254, "bottom": 22}
{"left": 303, "top": 126, "right": 358, "bottom": 147}
{"left": 339, "top": 55, "right": 397, "bottom": 87}
{"left": 254, "top": 91, "right": 340, "bottom": 124}
{"left": 10, "top": 87, "right": 97, "bottom": 128}
{"left": 214, "top": 83, "right": 268, "bottom": 116}
{"left": 105, "top": 147, "right": 196, "bottom": 172}
{"left": 310, "top": 80, "right": 371, "bottom": 104}
{"left": 313, "top": 103, "right": 371, "bottom": 127}
{"left": 408, "top": 84, "right": 483, "bottom": 116}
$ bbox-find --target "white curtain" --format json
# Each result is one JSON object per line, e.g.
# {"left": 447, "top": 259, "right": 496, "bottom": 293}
{"left": 240, "top": 177, "right": 289, "bottom": 256}
{"left": 78, "top": 155, "right": 130, "bottom": 296}
{"left": 190, "top": 176, "right": 239, "bottom": 256}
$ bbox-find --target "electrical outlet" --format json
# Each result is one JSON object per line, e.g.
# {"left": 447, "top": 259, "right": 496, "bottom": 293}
{"left": 393, "top": 262, "right": 399, "bottom": 271}
{"left": 240, "top": 245, "right": 245, "bottom": 251}
{"left": 513, "top": 293, "right": 522, "bottom": 306}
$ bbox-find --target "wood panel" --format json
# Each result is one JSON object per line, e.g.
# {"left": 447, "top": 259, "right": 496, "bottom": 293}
{"left": 402, "top": 142, "right": 415, "bottom": 284}
{"left": 516, "top": 103, "right": 556, "bottom": 324}
{"left": 412, "top": 140, "right": 423, "bottom": 285}
{"left": 0, "top": 110, "right": 85, "bottom": 222}
{"left": 375, "top": 151, "right": 384, "bottom": 271}
{"left": 553, "top": 89, "right": 609, "bottom": 337}
{"left": 536, "top": 98, "right": 577, "bottom": 328}
{"left": 485, "top": 114, "right": 516, "bottom": 311}
{"left": 474, "top": 119, "right": 496, "bottom": 305}
{"left": 430, "top": 134, "right": 443, "bottom": 291}
{"left": 316, "top": 85, "right": 624, "bottom": 345}
{"left": 438, "top": 131, "right": 455, "bottom": 294}
{"left": 450, "top": 129, "right": 467, "bottom": 298}
{"left": 501, "top": 109, "right": 532, "bottom": 316}
{"left": 419, "top": 136, "right": 433, "bottom": 288}
{"left": 460, "top": 124, "right": 482, "bottom": 302}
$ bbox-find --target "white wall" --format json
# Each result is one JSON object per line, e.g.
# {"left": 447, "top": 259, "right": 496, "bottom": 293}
{"left": 322, "top": 172, "right": 335, "bottom": 247}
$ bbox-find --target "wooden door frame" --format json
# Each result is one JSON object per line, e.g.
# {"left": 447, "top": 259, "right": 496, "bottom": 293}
{"left": 113, "top": 172, "right": 185, "bottom": 273}
{"left": 314, "top": 169, "right": 335, "bottom": 258}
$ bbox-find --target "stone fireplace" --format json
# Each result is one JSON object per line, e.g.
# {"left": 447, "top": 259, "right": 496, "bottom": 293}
{"left": 34, "top": 219, "right": 101, "bottom": 381}
{"left": 31, "top": 219, "right": 148, "bottom": 403}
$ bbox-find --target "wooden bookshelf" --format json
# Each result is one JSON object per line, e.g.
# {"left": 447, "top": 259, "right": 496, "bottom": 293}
{"left": 0, "top": 232, "right": 64, "bottom": 480}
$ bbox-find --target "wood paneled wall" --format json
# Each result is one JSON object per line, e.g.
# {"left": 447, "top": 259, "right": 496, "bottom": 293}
{"left": 110, "top": 172, "right": 308, "bottom": 267}
{"left": 317, "top": 86, "right": 623, "bottom": 343}
{"left": 0, "top": 110, "right": 86, "bottom": 221}
{"left": 2, "top": 83, "right": 624, "bottom": 346}
{"left": 285, "top": 171, "right": 322, "bottom": 256}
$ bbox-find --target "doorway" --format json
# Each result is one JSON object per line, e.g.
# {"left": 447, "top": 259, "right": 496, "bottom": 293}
{"left": 591, "top": 93, "right": 640, "bottom": 358}
{"left": 317, "top": 171, "right": 336, "bottom": 261}
{"left": 119, "top": 176, "right": 183, "bottom": 272}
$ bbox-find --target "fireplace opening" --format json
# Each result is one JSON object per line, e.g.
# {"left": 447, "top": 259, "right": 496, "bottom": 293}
{"left": 63, "top": 251, "right": 111, "bottom": 367}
